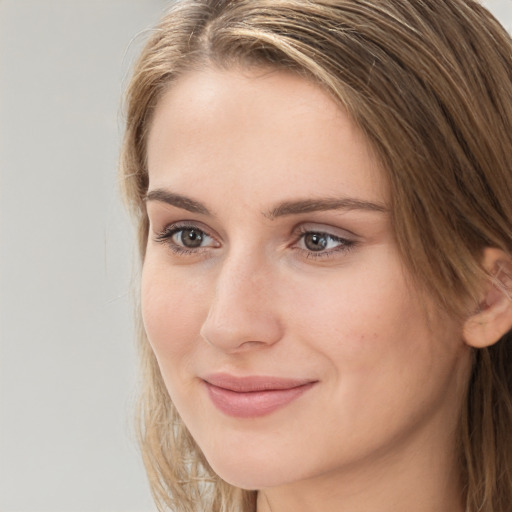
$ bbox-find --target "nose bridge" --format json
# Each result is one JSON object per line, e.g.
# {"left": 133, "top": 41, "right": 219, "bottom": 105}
{"left": 200, "top": 246, "right": 282, "bottom": 351}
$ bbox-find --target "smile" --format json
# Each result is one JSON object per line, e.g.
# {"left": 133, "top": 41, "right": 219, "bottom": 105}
{"left": 202, "top": 374, "right": 317, "bottom": 418}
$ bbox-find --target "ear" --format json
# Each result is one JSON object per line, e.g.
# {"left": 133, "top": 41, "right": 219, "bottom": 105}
{"left": 463, "top": 248, "right": 512, "bottom": 348}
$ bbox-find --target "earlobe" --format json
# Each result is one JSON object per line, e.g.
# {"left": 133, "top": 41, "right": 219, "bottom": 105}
{"left": 463, "top": 248, "right": 512, "bottom": 348}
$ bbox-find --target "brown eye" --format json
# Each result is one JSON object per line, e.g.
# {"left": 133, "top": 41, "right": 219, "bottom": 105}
{"left": 304, "top": 233, "right": 329, "bottom": 251}
{"left": 174, "top": 228, "right": 205, "bottom": 248}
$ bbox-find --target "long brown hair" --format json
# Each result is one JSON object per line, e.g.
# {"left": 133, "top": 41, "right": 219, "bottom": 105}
{"left": 120, "top": 1, "right": 512, "bottom": 510}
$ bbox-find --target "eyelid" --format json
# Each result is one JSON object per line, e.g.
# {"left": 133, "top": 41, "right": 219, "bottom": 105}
{"left": 293, "top": 222, "right": 359, "bottom": 240}
{"left": 153, "top": 219, "right": 219, "bottom": 239}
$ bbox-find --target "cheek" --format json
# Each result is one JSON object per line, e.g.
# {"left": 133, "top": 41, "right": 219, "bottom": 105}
{"left": 281, "top": 266, "right": 467, "bottom": 459}
{"left": 285, "top": 259, "right": 409, "bottom": 361}
{"left": 285, "top": 255, "right": 460, "bottom": 401}
{"left": 140, "top": 259, "right": 207, "bottom": 367}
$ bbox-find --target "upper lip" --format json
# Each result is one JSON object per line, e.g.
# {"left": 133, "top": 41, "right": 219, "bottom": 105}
{"left": 203, "top": 373, "right": 317, "bottom": 392}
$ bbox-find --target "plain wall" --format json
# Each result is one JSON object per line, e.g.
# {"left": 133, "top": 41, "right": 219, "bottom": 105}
{"left": 0, "top": 1, "right": 511, "bottom": 511}
{"left": 0, "top": 1, "right": 167, "bottom": 511}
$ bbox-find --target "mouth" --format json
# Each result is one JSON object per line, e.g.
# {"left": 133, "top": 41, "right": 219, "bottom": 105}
{"left": 202, "top": 373, "right": 317, "bottom": 418}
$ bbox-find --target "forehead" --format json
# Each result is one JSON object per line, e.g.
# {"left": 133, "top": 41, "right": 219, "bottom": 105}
{"left": 146, "top": 66, "right": 388, "bottom": 208}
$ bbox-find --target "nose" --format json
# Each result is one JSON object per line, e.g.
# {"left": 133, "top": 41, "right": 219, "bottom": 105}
{"left": 200, "top": 251, "right": 283, "bottom": 353}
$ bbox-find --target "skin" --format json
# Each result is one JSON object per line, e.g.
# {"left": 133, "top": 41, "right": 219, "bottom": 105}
{"left": 142, "top": 67, "right": 473, "bottom": 512}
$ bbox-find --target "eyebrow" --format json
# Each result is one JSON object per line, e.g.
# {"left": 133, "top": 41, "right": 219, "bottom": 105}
{"left": 265, "top": 197, "right": 388, "bottom": 219}
{"left": 145, "top": 189, "right": 211, "bottom": 215}
{"left": 145, "top": 188, "right": 387, "bottom": 218}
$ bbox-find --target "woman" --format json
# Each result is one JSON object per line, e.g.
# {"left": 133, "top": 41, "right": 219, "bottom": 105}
{"left": 120, "top": 1, "right": 512, "bottom": 511}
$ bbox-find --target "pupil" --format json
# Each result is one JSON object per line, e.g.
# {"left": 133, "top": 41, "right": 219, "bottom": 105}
{"left": 182, "top": 229, "right": 203, "bottom": 248}
{"left": 305, "top": 233, "right": 327, "bottom": 251}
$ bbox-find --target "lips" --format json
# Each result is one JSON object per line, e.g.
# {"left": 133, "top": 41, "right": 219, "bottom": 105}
{"left": 202, "top": 373, "right": 317, "bottom": 418}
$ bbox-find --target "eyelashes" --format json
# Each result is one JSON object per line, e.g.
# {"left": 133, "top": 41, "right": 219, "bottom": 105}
{"left": 154, "top": 223, "right": 219, "bottom": 255}
{"left": 153, "top": 222, "right": 357, "bottom": 260}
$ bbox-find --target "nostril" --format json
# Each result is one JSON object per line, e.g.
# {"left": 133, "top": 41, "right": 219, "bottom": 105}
{"left": 200, "top": 311, "right": 283, "bottom": 353}
{"left": 200, "top": 327, "right": 268, "bottom": 352}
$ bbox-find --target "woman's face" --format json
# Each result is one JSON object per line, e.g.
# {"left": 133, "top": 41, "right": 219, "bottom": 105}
{"left": 142, "top": 67, "right": 472, "bottom": 491}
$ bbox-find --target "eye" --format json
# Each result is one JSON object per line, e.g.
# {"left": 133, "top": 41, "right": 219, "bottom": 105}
{"left": 154, "top": 223, "right": 219, "bottom": 254}
{"left": 173, "top": 227, "right": 208, "bottom": 248}
{"left": 295, "top": 228, "right": 356, "bottom": 258}
{"left": 302, "top": 232, "right": 340, "bottom": 252}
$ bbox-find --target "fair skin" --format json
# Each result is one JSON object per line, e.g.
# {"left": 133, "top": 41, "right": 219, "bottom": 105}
{"left": 142, "top": 67, "right": 475, "bottom": 512}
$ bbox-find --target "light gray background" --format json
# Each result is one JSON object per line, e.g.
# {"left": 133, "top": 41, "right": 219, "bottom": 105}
{"left": 0, "top": 1, "right": 166, "bottom": 511}
{"left": 0, "top": 1, "right": 510, "bottom": 511}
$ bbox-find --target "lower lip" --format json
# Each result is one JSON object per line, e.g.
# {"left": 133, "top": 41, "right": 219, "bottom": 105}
{"left": 204, "top": 381, "right": 315, "bottom": 418}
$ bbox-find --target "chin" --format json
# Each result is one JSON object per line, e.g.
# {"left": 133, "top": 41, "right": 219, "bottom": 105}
{"left": 204, "top": 450, "right": 306, "bottom": 490}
